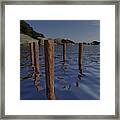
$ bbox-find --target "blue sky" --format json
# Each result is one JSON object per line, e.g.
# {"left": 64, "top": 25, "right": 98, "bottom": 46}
{"left": 26, "top": 20, "right": 100, "bottom": 43}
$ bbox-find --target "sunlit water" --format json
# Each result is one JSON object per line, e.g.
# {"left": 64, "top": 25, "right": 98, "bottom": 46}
{"left": 20, "top": 44, "right": 100, "bottom": 100}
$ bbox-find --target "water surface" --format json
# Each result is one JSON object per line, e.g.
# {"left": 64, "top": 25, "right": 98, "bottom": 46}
{"left": 20, "top": 44, "right": 100, "bottom": 100}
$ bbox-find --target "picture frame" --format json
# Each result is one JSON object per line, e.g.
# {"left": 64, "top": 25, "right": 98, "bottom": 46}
{"left": 0, "top": 0, "right": 119, "bottom": 119}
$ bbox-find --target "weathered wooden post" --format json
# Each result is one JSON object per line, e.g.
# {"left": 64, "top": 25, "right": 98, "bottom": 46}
{"left": 29, "top": 42, "right": 35, "bottom": 67}
{"left": 29, "top": 42, "right": 41, "bottom": 91}
{"left": 44, "top": 40, "right": 55, "bottom": 100}
{"left": 63, "top": 43, "right": 66, "bottom": 63}
{"left": 79, "top": 43, "right": 83, "bottom": 75}
{"left": 33, "top": 42, "right": 40, "bottom": 75}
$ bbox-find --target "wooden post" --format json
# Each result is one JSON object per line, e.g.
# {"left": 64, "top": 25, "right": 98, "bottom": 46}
{"left": 29, "top": 42, "right": 41, "bottom": 91}
{"left": 44, "top": 40, "right": 55, "bottom": 100}
{"left": 29, "top": 42, "right": 35, "bottom": 67}
{"left": 33, "top": 42, "right": 40, "bottom": 74}
{"left": 63, "top": 43, "right": 66, "bottom": 63}
{"left": 79, "top": 43, "right": 83, "bottom": 75}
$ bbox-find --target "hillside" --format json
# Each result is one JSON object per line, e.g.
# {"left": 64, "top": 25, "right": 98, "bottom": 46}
{"left": 20, "top": 34, "right": 39, "bottom": 44}
{"left": 20, "top": 20, "right": 45, "bottom": 39}
{"left": 20, "top": 21, "right": 76, "bottom": 45}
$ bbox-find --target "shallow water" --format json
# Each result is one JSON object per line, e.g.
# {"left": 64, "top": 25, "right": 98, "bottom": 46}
{"left": 20, "top": 44, "right": 100, "bottom": 100}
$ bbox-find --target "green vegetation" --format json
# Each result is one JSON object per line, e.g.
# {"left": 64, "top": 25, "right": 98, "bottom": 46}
{"left": 91, "top": 41, "right": 100, "bottom": 45}
{"left": 54, "top": 38, "right": 75, "bottom": 45}
{"left": 20, "top": 20, "right": 99, "bottom": 45}
{"left": 20, "top": 20, "right": 45, "bottom": 39}
{"left": 20, "top": 20, "right": 75, "bottom": 45}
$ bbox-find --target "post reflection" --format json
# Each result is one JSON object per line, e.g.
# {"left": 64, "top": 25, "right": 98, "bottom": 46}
{"left": 34, "top": 71, "right": 43, "bottom": 91}
{"left": 59, "top": 60, "right": 71, "bottom": 90}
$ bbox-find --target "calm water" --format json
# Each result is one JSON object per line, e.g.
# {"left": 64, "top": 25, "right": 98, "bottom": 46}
{"left": 20, "top": 44, "right": 100, "bottom": 100}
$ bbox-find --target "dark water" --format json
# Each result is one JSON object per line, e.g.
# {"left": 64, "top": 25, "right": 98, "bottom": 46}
{"left": 20, "top": 44, "right": 100, "bottom": 100}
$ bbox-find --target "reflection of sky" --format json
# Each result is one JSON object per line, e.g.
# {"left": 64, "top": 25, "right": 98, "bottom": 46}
{"left": 26, "top": 20, "right": 100, "bottom": 43}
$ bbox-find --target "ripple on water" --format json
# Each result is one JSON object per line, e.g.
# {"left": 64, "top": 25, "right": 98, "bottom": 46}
{"left": 20, "top": 45, "right": 100, "bottom": 100}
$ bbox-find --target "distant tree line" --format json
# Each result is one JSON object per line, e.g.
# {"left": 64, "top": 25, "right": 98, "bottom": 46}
{"left": 83, "top": 41, "right": 100, "bottom": 45}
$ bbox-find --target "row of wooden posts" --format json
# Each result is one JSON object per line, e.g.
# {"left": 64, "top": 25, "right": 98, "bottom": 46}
{"left": 29, "top": 40, "right": 83, "bottom": 100}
